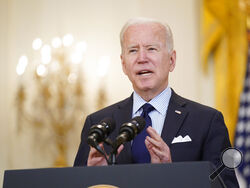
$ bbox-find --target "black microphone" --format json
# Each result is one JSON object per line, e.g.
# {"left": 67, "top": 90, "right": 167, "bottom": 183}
{"left": 113, "top": 116, "right": 146, "bottom": 151}
{"left": 87, "top": 117, "right": 116, "bottom": 147}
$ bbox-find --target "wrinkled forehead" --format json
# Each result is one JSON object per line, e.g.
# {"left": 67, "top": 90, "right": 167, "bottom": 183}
{"left": 122, "top": 23, "right": 167, "bottom": 47}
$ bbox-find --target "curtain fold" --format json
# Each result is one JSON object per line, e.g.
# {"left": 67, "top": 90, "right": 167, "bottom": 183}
{"left": 201, "top": 0, "right": 248, "bottom": 143}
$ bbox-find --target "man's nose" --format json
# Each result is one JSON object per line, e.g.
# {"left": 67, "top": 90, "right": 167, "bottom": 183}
{"left": 137, "top": 49, "right": 147, "bottom": 63}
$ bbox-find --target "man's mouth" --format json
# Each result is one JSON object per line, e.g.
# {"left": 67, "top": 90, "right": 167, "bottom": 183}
{"left": 137, "top": 70, "right": 153, "bottom": 76}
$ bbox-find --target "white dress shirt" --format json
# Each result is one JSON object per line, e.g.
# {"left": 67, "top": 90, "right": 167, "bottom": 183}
{"left": 132, "top": 86, "right": 172, "bottom": 135}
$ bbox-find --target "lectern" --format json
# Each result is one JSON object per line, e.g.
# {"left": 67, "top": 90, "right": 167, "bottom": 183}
{"left": 3, "top": 161, "right": 225, "bottom": 188}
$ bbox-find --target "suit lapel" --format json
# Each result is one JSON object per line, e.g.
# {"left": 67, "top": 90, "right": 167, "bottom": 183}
{"left": 161, "top": 89, "right": 188, "bottom": 146}
{"left": 110, "top": 90, "right": 188, "bottom": 162}
{"left": 113, "top": 94, "right": 133, "bottom": 162}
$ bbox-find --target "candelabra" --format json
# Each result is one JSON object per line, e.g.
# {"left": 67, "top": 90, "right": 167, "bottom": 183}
{"left": 15, "top": 34, "right": 88, "bottom": 166}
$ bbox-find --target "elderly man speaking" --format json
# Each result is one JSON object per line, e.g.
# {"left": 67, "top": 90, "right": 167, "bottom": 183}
{"left": 74, "top": 17, "right": 239, "bottom": 187}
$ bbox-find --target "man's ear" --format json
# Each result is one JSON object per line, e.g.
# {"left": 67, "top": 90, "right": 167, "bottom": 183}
{"left": 120, "top": 54, "right": 128, "bottom": 75}
{"left": 169, "top": 50, "right": 176, "bottom": 72}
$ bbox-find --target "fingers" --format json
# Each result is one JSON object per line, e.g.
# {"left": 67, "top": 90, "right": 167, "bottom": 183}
{"left": 117, "top": 144, "right": 124, "bottom": 155}
{"left": 151, "top": 145, "right": 171, "bottom": 162}
{"left": 145, "top": 139, "right": 159, "bottom": 162}
{"left": 147, "top": 126, "right": 162, "bottom": 140}
{"left": 87, "top": 143, "right": 108, "bottom": 166}
{"left": 88, "top": 143, "right": 104, "bottom": 158}
{"left": 145, "top": 127, "right": 172, "bottom": 163}
{"left": 146, "top": 135, "right": 162, "bottom": 148}
{"left": 88, "top": 156, "right": 105, "bottom": 165}
{"left": 87, "top": 143, "right": 125, "bottom": 166}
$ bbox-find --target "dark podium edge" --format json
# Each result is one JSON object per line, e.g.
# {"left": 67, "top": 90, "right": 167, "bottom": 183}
{"left": 3, "top": 161, "right": 226, "bottom": 188}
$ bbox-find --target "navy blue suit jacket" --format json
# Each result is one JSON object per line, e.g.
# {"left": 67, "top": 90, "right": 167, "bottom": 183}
{"left": 74, "top": 89, "right": 239, "bottom": 187}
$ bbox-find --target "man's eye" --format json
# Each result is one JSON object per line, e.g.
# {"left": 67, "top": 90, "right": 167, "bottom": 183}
{"left": 148, "top": 47, "right": 156, "bottom": 51}
{"left": 129, "top": 49, "right": 137, "bottom": 53}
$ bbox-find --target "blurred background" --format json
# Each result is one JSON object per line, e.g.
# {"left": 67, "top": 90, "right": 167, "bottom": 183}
{"left": 1, "top": 0, "right": 249, "bottom": 187}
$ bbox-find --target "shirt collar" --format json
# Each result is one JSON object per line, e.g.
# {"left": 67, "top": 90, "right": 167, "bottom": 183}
{"left": 133, "top": 86, "right": 172, "bottom": 115}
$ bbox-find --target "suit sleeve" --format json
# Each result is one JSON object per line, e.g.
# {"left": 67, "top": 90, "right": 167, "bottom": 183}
{"left": 202, "top": 111, "right": 239, "bottom": 187}
{"left": 73, "top": 115, "right": 92, "bottom": 166}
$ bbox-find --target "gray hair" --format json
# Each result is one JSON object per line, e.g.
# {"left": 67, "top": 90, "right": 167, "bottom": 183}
{"left": 120, "top": 17, "right": 174, "bottom": 52}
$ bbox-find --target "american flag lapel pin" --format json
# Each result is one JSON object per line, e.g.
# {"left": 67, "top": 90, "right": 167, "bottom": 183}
{"left": 175, "top": 110, "right": 181, "bottom": 114}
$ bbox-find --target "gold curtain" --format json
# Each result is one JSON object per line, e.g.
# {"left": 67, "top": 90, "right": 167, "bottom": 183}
{"left": 201, "top": 0, "right": 248, "bottom": 143}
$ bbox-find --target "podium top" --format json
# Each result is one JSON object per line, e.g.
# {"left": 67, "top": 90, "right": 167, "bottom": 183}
{"left": 3, "top": 161, "right": 225, "bottom": 188}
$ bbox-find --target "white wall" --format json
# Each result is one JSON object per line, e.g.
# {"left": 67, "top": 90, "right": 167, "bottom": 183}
{"left": 0, "top": 0, "right": 218, "bottom": 186}
{"left": 0, "top": 0, "right": 11, "bottom": 185}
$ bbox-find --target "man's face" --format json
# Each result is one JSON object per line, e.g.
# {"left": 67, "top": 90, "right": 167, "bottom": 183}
{"left": 121, "top": 23, "right": 176, "bottom": 98}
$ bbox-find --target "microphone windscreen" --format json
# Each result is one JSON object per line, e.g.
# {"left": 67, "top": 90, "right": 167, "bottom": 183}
{"left": 132, "top": 116, "right": 146, "bottom": 132}
{"left": 100, "top": 117, "right": 116, "bottom": 132}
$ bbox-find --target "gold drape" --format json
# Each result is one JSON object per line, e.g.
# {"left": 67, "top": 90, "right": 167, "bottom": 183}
{"left": 201, "top": 0, "right": 247, "bottom": 143}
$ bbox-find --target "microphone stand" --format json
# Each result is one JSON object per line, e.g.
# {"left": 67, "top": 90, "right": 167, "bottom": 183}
{"left": 90, "top": 138, "right": 118, "bottom": 165}
{"left": 92, "top": 144, "right": 109, "bottom": 164}
{"left": 103, "top": 138, "right": 117, "bottom": 165}
{"left": 109, "top": 152, "right": 117, "bottom": 165}
{"left": 109, "top": 136, "right": 125, "bottom": 165}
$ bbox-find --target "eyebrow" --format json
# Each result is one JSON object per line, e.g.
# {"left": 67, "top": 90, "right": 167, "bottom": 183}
{"left": 145, "top": 44, "right": 160, "bottom": 48}
{"left": 127, "top": 45, "right": 139, "bottom": 49}
{"left": 127, "top": 44, "right": 160, "bottom": 49}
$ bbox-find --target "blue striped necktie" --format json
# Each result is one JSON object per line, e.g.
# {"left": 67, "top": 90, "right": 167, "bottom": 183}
{"left": 132, "top": 103, "right": 155, "bottom": 163}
